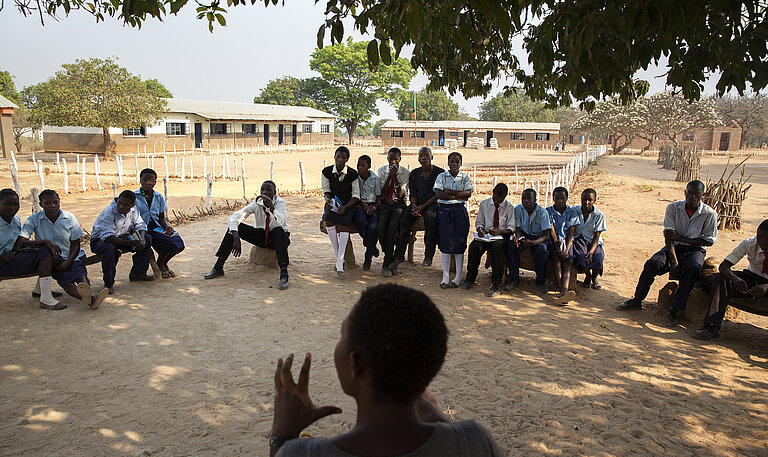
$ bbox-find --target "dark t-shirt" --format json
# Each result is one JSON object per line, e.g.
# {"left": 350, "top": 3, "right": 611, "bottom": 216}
{"left": 409, "top": 166, "right": 445, "bottom": 207}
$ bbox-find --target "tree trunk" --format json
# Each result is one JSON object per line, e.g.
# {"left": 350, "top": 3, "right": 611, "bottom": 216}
{"left": 102, "top": 127, "right": 114, "bottom": 159}
{"left": 14, "top": 133, "right": 23, "bottom": 153}
{"left": 345, "top": 120, "right": 357, "bottom": 145}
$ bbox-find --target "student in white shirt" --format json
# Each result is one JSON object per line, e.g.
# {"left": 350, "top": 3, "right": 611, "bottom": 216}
{"left": 204, "top": 180, "right": 290, "bottom": 290}
{"left": 693, "top": 219, "right": 768, "bottom": 340}
{"left": 434, "top": 152, "right": 473, "bottom": 289}
{"left": 377, "top": 147, "right": 410, "bottom": 277}
{"left": 322, "top": 146, "right": 360, "bottom": 277}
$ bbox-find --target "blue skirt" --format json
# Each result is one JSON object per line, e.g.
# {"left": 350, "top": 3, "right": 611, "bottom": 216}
{"left": 52, "top": 255, "right": 88, "bottom": 286}
{"left": 148, "top": 230, "right": 186, "bottom": 257}
{"left": 573, "top": 235, "right": 604, "bottom": 272}
{"left": 322, "top": 206, "right": 355, "bottom": 227}
{"left": 437, "top": 203, "right": 469, "bottom": 254}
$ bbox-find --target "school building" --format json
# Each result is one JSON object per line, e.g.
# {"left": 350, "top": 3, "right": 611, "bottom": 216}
{"left": 620, "top": 120, "right": 743, "bottom": 151}
{"left": 380, "top": 120, "right": 561, "bottom": 149}
{"left": 43, "top": 98, "right": 336, "bottom": 154}
{"left": 0, "top": 94, "right": 18, "bottom": 159}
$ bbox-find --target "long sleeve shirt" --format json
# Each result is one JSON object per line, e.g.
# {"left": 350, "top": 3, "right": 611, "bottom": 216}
{"left": 228, "top": 195, "right": 288, "bottom": 232}
{"left": 321, "top": 165, "right": 361, "bottom": 200}
{"left": 377, "top": 165, "right": 410, "bottom": 202}
{"left": 91, "top": 199, "right": 147, "bottom": 240}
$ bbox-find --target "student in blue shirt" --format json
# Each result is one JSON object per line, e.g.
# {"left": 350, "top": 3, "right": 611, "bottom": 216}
{"left": 434, "top": 152, "right": 473, "bottom": 289}
{"left": 135, "top": 168, "right": 186, "bottom": 278}
{"left": 0, "top": 188, "right": 63, "bottom": 310}
{"left": 508, "top": 188, "right": 551, "bottom": 293}
{"left": 352, "top": 155, "right": 381, "bottom": 271}
{"left": 572, "top": 188, "right": 608, "bottom": 291}
{"left": 546, "top": 186, "right": 580, "bottom": 304}
{"left": 19, "top": 190, "right": 108, "bottom": 309}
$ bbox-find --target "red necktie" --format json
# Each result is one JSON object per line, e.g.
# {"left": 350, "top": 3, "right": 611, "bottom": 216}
{"left": 263, "top": 207, "right": 270, "bottom": 245}
{"left": 385, "top": 174, "right": 396, "bottom": 203}
{"left": 493, "top": 204, "right": 499, "bottom": 229}
{"left": 762, "top": 250, "right": 768, "bottom": 275}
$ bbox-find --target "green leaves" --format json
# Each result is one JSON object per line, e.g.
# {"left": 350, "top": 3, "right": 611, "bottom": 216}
{"left": 367, "top": 40, "right": 379, "bottom": 67}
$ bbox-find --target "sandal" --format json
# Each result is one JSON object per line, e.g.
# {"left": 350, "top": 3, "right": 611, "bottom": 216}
{"left": 166, "top": 269, "right": 177, "bottom": 278}
{"left": 591, "top": 283, "right": 602, "bottom": 290}
{"left": 161, "top": 270, "right": 171, "bottom": 279}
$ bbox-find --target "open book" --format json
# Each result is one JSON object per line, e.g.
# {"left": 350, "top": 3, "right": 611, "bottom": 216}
{"left": 474, "top": 232, "right": 504, "bottom": 242}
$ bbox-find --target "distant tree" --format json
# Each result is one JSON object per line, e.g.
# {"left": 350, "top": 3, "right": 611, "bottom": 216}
{"left": 310, "top": 38, "right": 415, "bottom": 144}
{"left": 554, "top": 107, "right": 583, "bottom": 144}
{"left": 356, "top": 122, "right": 373, "bottom": 137}
{"left": 372, "top": 118, "right": 390, "bottom": 137}
{"left": 458, "top": 108, "right": 477, "bottom": 121}
{"left": 0, "top": 70, "right": 21, "bottom": 105}
{"left": 27, "top": 58, "right": 166, "bottom": 158}
{"left": 713, "top": 93, "right": 768, "bottom": 148}
{"left": 395, "top": 89, "right": 459, "bottom": 121}
{"left": 144, "top": 78, "right": 173, "bottom": 98}
{"left": 254, "top": 76, "right": 332, "bottom": 111}
{"left": 11, "top": 107, "right": 39, "bottom": 153}
{"left": 572, "top": 98, "right": 648, "bottom": 154}
{"left": 478, "top": 92, "right": 555, "bottom": 123}
{"left": 645, "top": 91, "right": 722, "bottom": 150}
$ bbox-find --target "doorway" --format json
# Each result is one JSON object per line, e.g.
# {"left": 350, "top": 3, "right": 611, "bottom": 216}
{"left": 194, "top": 123, "right": 202, "bottom": 148}
{"left": 438, "top": 129, "right": 445, "bottom": 147}
{"left": 463, "top": 130, "right": 469, "bottom": 147}
{"left": 278, "top": 124, "right": 284, "bottom": 145}
{"left": 263, "top": 124, "right": 270, "bottom": 145}
{"left": 486, "top": 130, "right": 494, "bottom": 147}
{"left": 719, "top": 132, "right": 730, "bottom": 151}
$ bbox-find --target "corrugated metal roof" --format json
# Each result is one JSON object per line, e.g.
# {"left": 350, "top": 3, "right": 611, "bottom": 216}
{"left": 164, "top": 98, "right": 335, "bottom": 122}
{"left": 382, "top": 120, "right": 560, "bottom": 131}
{"left": 0, "top": 94, "right": 20, "bottom": 109}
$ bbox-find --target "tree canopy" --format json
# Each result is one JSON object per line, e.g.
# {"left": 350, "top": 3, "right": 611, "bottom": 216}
{"left": 478, "top": 92, "right": 555, "bottom": 123}
{"left": 713, "top": 93, "right": 768, "bottom": 147}
{"left": 309, "top": 38, "right": 414, "bottom": 143}
{"left": 0, "top": 69, "right": 21, "bottom": 105}
{"left": 253, "top": 76, "right": 331, "bottom": 110}
{"left": 26, "top": 57, "right": 166, "bottom": 157}
{"left": 394, "top": 89, "right": 459, "bottom": 121}
{"left": 144, "top": 78, "right": 173, "bottom": 98}
{"left": 10, "top": 1, "right": 768, "bottom": 108}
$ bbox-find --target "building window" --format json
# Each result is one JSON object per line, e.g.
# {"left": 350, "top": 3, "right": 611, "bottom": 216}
{"left": 535, "top": 133, "right": 550, "bottom": 141}
{"left": 166, "top": 122, "right": 186, "bottom": 136}
{"left": 320, "top": 124, "right": 331, "bottom": 133}
{"left": 449, "top": 131, "right": 459, "bottom": 137}
{"left": 682, "top": 132, "right": 695, "bottom": 141}
{"left": 303, "top": 124, "right": 313, "bottom": 134}
{"left": 510, "top": 132, "right": 526, "bottom": 140}
{"left": 390, "top": 130, "right": 403, "bottom": 138}
{"left": 210, "top": 123, "right": 228, "bottom": 135}
{"left": 123, "top": 127, "right": 145, "bottom": 137}
{"left": 242, "top": 124, "right": 257, "bottom": 135}
{"left": 411, "top": 130, "right": 425, "bottom": 138}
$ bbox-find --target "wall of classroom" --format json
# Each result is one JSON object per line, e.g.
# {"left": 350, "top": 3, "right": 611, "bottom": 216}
{"left": 380, "top": 128, "right": 560, "bottom": 149}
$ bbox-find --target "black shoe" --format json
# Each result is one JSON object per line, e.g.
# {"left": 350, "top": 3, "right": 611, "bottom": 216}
{"left": 204, "top": 267, "right": 224, "bottom": 279}
{"left": 32, "top": 291, "right": 63, "bottom": 298}
{"left": 504, "top": 281, "right": 518, "bottom": 292}
{"left": 459, "top": 280, "right": 473, "bottom": 290}
{"left": 129, "top": 274, "right": 155, "bottom": 282}
{"left": 692, "top": 325, "right": 719, "bottom": 340}
{"left": 486, "top": 286, "right": 501, "bottom": 297}
{"left": 278, "top": 277, "right": 289, "bottom": 290}
{"left": 391, "top": 263, "right": 401, "bottom": 275}
{"left": 665, "top": 310, "right": 679, "bottom": 327}
{"left": 422, "top": 257, "right": 433, "bottom": 267}
{"left": 107, "top": 287, "right": 114, "bottom": 295}
{"left": 363, "top": 259, "right": 372, "bottom": 270}
{"left": 536, "top": 283, "right": 548, "bottom": 293}
{"left": 396, "top": 256, "right": 405, "bottom": 265}
{"left": 373, "top": 247, "right": 380, "bottom": 258}
{"left": 617, "top": 299, "right": 642, "bottom": 311}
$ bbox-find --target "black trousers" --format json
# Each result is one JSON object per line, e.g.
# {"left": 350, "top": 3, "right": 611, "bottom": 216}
{"left": 377, "top": 201, "right": 405, "bottom": 267}
{"left": 466, "top": 238, "right": 507, "bottom": 287}
{"left": 395, "top": 204, "right": 438, "bottom": 262}
{"left": 215, "top": 223, "right": 290, "bottom": 267}
{"left": 634, "top": 245, "right": 705, "bottom": 310}
{"left": 704, "top": 270, "right": 768, "bottom": 329}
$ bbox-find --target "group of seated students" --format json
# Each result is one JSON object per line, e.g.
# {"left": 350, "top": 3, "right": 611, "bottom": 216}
{"left": 318, "top": 146, "right": 607, "bottom": 304}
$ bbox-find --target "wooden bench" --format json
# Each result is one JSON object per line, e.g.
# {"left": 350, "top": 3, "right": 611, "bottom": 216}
{"left": 0, "top": 251, "right": 162, "bottom": 281}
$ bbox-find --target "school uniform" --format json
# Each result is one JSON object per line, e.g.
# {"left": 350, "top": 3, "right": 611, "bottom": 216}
{"left": 377, "top": 164, "right": 410, "bottom": 269}
{"left": 395, "top": 165, "right": 444, "bottom": 263}
{"left": 352, "top": 172, "right": 381, "bottom": 262}
{"left": 434, "top": 170, "right": 473, "bottom": 254}
{"left": 0, "top": 214, "right": 50, "bottom": 279}
{"left": 546, "top": 205, "right": 580, "bottom": 259}
{"left": 632, "top": 200, "right": 718, "bottom": 311}
{"left": 90, "top": 199, "right": 153, "bottom": 288}
{"left": 21, "top": 210, "right": 88, "bottom": 287}
{"left": 214, "top": 195, "right": 290, "bottom": 269}
{"left": 321, "top": 165, "right": 360, "bottom": 227}
{"left": 134, "top": 189, "right": 185, "bottom": 258}
{"left": 465, "top": 198, "right": 515, "bottom": 288}
{"left": 508, "top": 203, "right": 552, "bottom": 286}
{"left": 571, "top": 205, "right": 607, "bottom": 272}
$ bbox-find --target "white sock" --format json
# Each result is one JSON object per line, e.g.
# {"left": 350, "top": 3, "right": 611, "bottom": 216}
{"left": 337, "top": 232, "right": 349, "bottom": 271}
{"left": 441, "top": 253, "right": 451, "bottom": 284}
{"left": 327, "top": 225, "right": 339, "bottom": 257}
{"left": 452, "top": 254, "right": 465, "bottom": 284}
{"left": 33, "top": 278, "right": 41, "bottom": 294}
{"left": 38, "top": 276, "right": 59, "bottom": 306}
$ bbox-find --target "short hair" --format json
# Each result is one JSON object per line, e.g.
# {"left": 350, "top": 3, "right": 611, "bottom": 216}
{"left": 0, "top": 188, "right": 18, "bottom": 202}
{"left": 552, "top": 186, "right": 568, "bottom": 198}
{"left": 357, "top": 154, "right": 372, "bottom": 166}
{"left": 334, "top": 146, "right": 351, "bottom": 160}
{"left": 493, "top": 183, "right": 508, "bottom": 197}
{"left": 418, "top": 146, "right": 433, "bottom": 158}
{"left": 118, "top": 190, "right": 136, "bottom": 203}
{"left": 387, "top": 147, "right": 402, "bottom": 158}
{"left": 687, "top": 180, "right": 705, "bottom": 193}
{"left": 582, "top": 188, "right": 597, "bottom": 198}
{"left": 347, "top": 284, "right": 448, "bottom": 402}
{"left": 140, "top": 168, "right": 157, "bottom": 179}
{"left": 262, "top": 180, "right": 276, "bottom": 190}
{"left": 758, "top": 219, "right": 768, "bottom": 232}
{"left": 447, "top": 151, "right": 462, "bottom": 163}
{"left": 522, "top": 188, "right": 536, "bottom": 198}
{"left": 38, "top": 189, "right": 59, "bottom": 202}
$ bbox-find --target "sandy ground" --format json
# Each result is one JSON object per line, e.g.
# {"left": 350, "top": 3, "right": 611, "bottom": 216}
{"left": 1, "top": 151, "right": 767, "bottom": 456}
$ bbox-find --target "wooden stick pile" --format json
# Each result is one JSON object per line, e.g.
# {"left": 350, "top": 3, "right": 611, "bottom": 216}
{"left": 702, "top": 157, "right": 752, "bottom": 231}
{"left": 674, "top": 146, "right": 701, "bottom": 182}
{"left": 658, "top": 145, "right": 676, "bottom": 170}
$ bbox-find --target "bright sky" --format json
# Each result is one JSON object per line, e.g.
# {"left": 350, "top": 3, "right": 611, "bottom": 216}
{"left": 0, "top": 3, "right": 724, "bottom": 122}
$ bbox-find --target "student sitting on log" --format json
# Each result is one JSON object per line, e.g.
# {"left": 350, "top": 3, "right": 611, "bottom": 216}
{"left": 322, "top": 146, "right": 360, "bottom": 277}
{"left": 618, "top": 180, "right": 718, "bottom": 327}
{"left": 267, "top": 283, "right": 503, "bottom": 457}
{"left": 134, "top": 168, "right": 185, "bottom": 279}
{"left": 461, "top": 183, "right": 515, "bottom": 297}
{"left": 0, "top": 189, "right": 64, "bottom": 310}
{"left": 572, "top": 188, "right": 607, "bottom": 291}
{"left": 508, "top": 188, "right": 551, "bottom": 293}
{"left": 546, "top": 186, "right": 580, "bottom": 304}
{"left": 91, "top": 190, "right": 155, "bottom": 294}
{"left": 693, "top": 219, "right": 768, "bottom": 340}
{"left": 352, "top": 155, "right": 381, "bottom": 271}
{"left": 204, "top": 180, "right": 290, "bottom": 290}
{"left": 19, "top": 190, "right": 108, "bottom": 309}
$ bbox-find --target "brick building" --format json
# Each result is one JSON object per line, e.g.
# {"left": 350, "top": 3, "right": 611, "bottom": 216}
{"left": 380, "top": 120, "right": 560, "bottom": 149}
{"left": 620, "top": 120, "right": 743, "bottom": 151}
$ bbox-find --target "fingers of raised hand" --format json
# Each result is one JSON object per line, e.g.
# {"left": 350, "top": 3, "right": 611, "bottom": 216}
{"left": 280, "top": 353, "right": 297, "bottom": 389}
{"left": 275, "top": 358, "right": 284, "bottom": 390}
{"left": 298, "top": 353, "right": 311, "bottom": 391}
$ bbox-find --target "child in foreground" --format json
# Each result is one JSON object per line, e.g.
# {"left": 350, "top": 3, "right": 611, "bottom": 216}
{"left": 269, "top": 283, "right": 503, "bottom": 457}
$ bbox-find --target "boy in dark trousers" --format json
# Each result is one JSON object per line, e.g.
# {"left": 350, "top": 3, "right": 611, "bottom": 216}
{"left": 377, "top": 147, "right": 410, "bottom": 277}
{"left": 352, "top": 155, "right": 381, "bottom": 271}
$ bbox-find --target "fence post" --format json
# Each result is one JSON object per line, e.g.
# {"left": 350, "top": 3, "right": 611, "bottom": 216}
{"left": 10, "top": 163, "right": 22, "bottom": 198}
{"left": 515, "top": 165, "right": 519, "bottom": 192}
{"left": 81, "top": 157, "right": 87, "bottom": 191}
{"left": 94, "top": 156, "right": 102, "bottom": 190}
{"left": 205, "top": 174, "right": 213, "bottom": 212}
{"left": 299, "top": 160, "right": 306, "bottom": 193}
{"left": 31, "top": 188, "right": 40, "bottom": 212}
{"left": 37, "top": 160, "right": 45, "bottom": 190}
{"left": 181, "top": 155, "right": 186, "bottom": 182}
{"left": 135, "top": 155, "right": 140, "bottom": 183}
{"left": 270, "top": 161, "right": 274, "bottom": 181}
{"left": 492, "top": 176, "right": 497, "bottom": 189}
{"left": 163, "top": 178, "right": 168, "bottom": 211}
{"left": 164, "top": 153, "right": 170, "bottom": 180}
{"left": 62, "top": 159, "right": 69, "bottom": 194}
{"left": 212, "top": 155, "right": 217, "bottom": 181}
{"left": 76, "top": 153, "right": 80, "bottom": 173}
{"left": 112, "top": 182, "right": 117, "bottom": 198}
{"left": 189, "top": 156, "right": 194, "bottom": 180}
{"left": 203, "top": 155, "right": 207, "bottom": 179}
{"left": 10, "top": 150, "right": 18, "bottom": 170}
{"left": 56, "top": 153, "right": 61, "bottom": 172}
{"left": 472, "top": 165, "right": 477, "bottom": 191}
